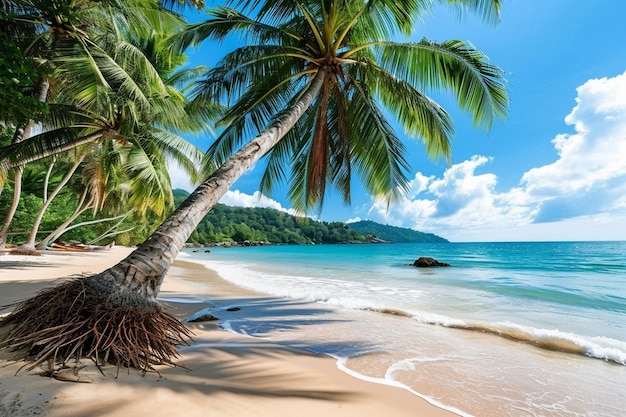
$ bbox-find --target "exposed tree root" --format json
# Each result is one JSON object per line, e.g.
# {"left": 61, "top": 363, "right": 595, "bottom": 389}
{"left": 0, "top": 277, "right": 193, "bottom": 376}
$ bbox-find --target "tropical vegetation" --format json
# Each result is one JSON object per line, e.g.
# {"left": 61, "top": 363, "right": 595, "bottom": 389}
{"left": 0, "top": 0, "right": 212, "bottom": 250}
{"left": 178, "top": 191, "right": 448, "bottom": 245}
{"left": 1, "top": 187, "right": 446, "bottom": 246}
{"left": 348, "top": 220, "right": 448, "bottom": 243}
{"left": 0, "top": 0, "right": 508, "bottom": 375}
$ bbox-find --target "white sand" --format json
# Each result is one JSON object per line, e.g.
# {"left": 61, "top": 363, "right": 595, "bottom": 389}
{"left": 0, "top": 247, "right": 458, "bottom": 417}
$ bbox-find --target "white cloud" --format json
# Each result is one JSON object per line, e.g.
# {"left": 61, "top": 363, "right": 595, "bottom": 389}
{"left": 219, "top": 190, "right": 299, "bottom": 216}
{"left": 363, "top": 71, "right": 626, "bottom": 241}
{"left": 166, "top": 161, "right": 196, "bottom": 192}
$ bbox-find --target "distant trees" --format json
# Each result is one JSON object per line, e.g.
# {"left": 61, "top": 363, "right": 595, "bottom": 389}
{"left": 348, "top": 220, "right": 448, "bottom": 243}
{"left": 175, "top": 190, "right": 447, "bottom": 245}
{"left": 183, "top": 200, "right": 365, "bottom": 245}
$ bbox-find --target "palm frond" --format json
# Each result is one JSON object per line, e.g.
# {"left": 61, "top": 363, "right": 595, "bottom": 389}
{"left": 376, "top": 39, "right": 508, "bottom": 130}
{"left": 363, "top": 64, "right": 454, "bottom": 161}
{"left": 0, "top": 128, "right": 104, "bottom": 170}
{"left": 443, "top": 0, "right": 502, "bottom": 25}
{"left": 123, "top": 142, "right": 173, "bottom": 217}
{"left": 142, "top": 130, "right": 204, "bottom": 185}
{"left": 344, "top": 80, "right": 412, "bottom": 204}
{"left": 200, "top": 66, "right": 311, "bottom": 173}
{"left": 361, "top": 0, "right": 433, "bottom": 37}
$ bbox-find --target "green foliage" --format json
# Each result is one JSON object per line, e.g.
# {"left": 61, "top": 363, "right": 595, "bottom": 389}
{"left": 0, "top": 187, "right": 41, "bottom": 243}
{"left": 347, "top": 220, "right": 448, "bottom": 243}
{"left": 174, "top": 189, "right": 447, "bottom": 245}
{"left": 0, "top": 32, "right": 48, "bottom": 127}
{"left": 186, "top": 1, "right": 508, "bottom": 214}
{"left": 0, "top": 180, "right": 162, "bottom": 246}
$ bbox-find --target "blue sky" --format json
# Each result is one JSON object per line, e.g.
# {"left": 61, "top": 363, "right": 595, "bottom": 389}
{"left": 171, "top": 1, "right": 626, "bottom": 242}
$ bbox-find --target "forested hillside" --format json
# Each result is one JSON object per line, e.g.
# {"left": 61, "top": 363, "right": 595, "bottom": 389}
{"left": 175, "top": 190, "right": 448, "bottom": 245}
{"left": 348, "top": 220, "right": 448, "bottom": 243}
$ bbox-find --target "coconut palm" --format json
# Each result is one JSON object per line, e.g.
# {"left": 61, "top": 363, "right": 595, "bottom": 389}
{"left": 195, "top": 1, "right": 507, "bottom": 213}
{"left": 31, "top": 137, "right": 177, "bottom": 248}
{"left": 0, "top": 1, "right": 210, "bottom": 248}
{"left": 0, "top": 0, "right": 508, "bottom": 374}
{"left": 0, "top": 0, "right": 147, "bottom": 248}
{"left": 0, "top": 0, "right": 205, "bottom": 172}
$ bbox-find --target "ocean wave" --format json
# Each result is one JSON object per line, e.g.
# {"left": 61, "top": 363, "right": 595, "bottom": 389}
{"left": 431, "top": 318, "right": 625, "bottom": 365}
{"left": 333, "top": 356, "right": 476, "bottom": 417}
{"left": 181, "top": 251, "right": 626, "bottom": 365}
{"left": 359, "top": 307, "right": 626, "bottom": 364}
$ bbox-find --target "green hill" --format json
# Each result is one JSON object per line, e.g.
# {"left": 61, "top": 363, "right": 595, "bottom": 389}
{"left": 347, "top": 220, "right": 448, "bottom": 243}
{"left": 174, "top": 189, "right": 448, "bottom": 245}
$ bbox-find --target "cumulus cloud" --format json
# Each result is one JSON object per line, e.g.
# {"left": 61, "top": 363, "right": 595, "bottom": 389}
{"left": 166, "top": 161, "right": 196, "bottom": 192}
{"left": 219, "top": 190, "right": 299, "bottom": 216}
{"left": 345, "top": 217, "right": 362, "bottom": 224}
{"left": 165, "top": 159, "right": 298, "bottom": 216}
{"left": 364, "top": 70, "right": 626, "bottom": 241}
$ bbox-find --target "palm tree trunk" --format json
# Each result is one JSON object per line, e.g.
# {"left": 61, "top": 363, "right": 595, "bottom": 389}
{"left": 0, "top": 79, "right": 50, "bottom": 249}
{"left": 88, "top": 69, "right": 326, "bottom": 304}
{"left": 2, "top": 130, "right": 104, "bottom": 169}
{"left": 45, "top": 211, "right": 129, "bottom": 245}
{"left": 35, "top": 189, "right": 94, "bottom": 250}
{"left": 0, "top": 70, "right": 325, "bottom": 374}
{"left": 43, "top": 157, "right": 56, "bottom": 203}
{"left": 0, "top": 166, "right": 24, "bottom": 249}
{"left": 87, "top": 212, "right": 133, "bottom": 244}
{"left": 0, "top": 128, "right": 26, "bottom": 249}
{"left": 21, "top": 154, "right": 85, "bottom": 249}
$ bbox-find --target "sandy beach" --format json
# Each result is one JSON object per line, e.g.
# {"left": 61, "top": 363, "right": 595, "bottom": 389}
{"left": 0, "top": 247, "right": 457, "bottom": 417}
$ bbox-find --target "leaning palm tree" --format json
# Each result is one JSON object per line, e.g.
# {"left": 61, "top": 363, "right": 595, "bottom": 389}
{"left": 0, "top": 0, "right": 508, "bottom": 374}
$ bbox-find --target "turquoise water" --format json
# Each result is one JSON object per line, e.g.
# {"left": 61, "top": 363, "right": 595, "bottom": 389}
{"left": 180, "top": 241, "right": 626, "bottom": 416}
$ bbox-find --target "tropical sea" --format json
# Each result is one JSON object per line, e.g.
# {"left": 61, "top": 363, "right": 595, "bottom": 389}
{"left": 177, "top": 241, "right": 626, "bottom": 417}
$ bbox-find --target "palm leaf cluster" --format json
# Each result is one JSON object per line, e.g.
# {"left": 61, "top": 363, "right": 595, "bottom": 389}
{"left": 185, "top": 0, "right": 508, "bottom": 213}
{"left": 0, "top": 0, "right": 213, "bottom": 248}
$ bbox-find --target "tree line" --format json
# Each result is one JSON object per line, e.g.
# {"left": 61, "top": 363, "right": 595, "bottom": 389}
{"left": 188, "top": 203, "right": 365, "bottom": 245}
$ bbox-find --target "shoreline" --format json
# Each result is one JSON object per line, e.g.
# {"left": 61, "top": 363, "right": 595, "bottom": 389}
{"left": 0, "top": 247, "right": 458, "bottom": 417}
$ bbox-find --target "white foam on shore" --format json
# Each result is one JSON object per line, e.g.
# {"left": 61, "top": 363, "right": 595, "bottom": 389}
{"left": 182, "top": 252, "right": 626, "bottom": 365}
{"left": 178, "top": 250, "right": 626, "bottom": 416}
{"left": 219, "top": 317, "right": 473, "bottom": 417}
{"left": 333, "top": 355, "right": 475, "bottom": 417}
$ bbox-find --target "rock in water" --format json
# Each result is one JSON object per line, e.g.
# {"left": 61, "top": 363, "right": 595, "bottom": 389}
{"left": 413, "top": 257, "right": 451, "bottom": 267}
{"left": 188, "top": 313, "right": 219, "bottom": 322}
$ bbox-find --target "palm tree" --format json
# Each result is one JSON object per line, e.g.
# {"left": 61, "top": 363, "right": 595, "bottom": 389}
{"left": 196, "top": 2, "right": 507, "bottom": 213}
{"left": 0, "top": 0, "right": 508, "bottom": 374}
{"left": 21, "top": 151, "right": 87, "bottom": 249}
{"left": 0, "top": 1, "right": 210, "bottom": 247}
{"left": 0, "top": 79, "right": 49, "bottom": 249}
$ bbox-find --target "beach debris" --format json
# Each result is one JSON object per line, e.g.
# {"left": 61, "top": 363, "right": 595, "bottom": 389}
{"left": 48, "top": 241, "right": 115, "bottom": 252}
{"left": 6, "top": 247, "right": 41, "bottom": 256}
{"left": 412, "top": 257, "right": 451, "bottom": 267}
{"left": 38, "top": 368, "right": 93, "bottom": 383}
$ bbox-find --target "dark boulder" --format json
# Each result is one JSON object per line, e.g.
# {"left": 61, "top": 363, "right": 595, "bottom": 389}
{"left": 188, "top": 313, "right": 219, "bottom": 322}
{"left": 413, "top": 257, "right": 451, "bottom": 267}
